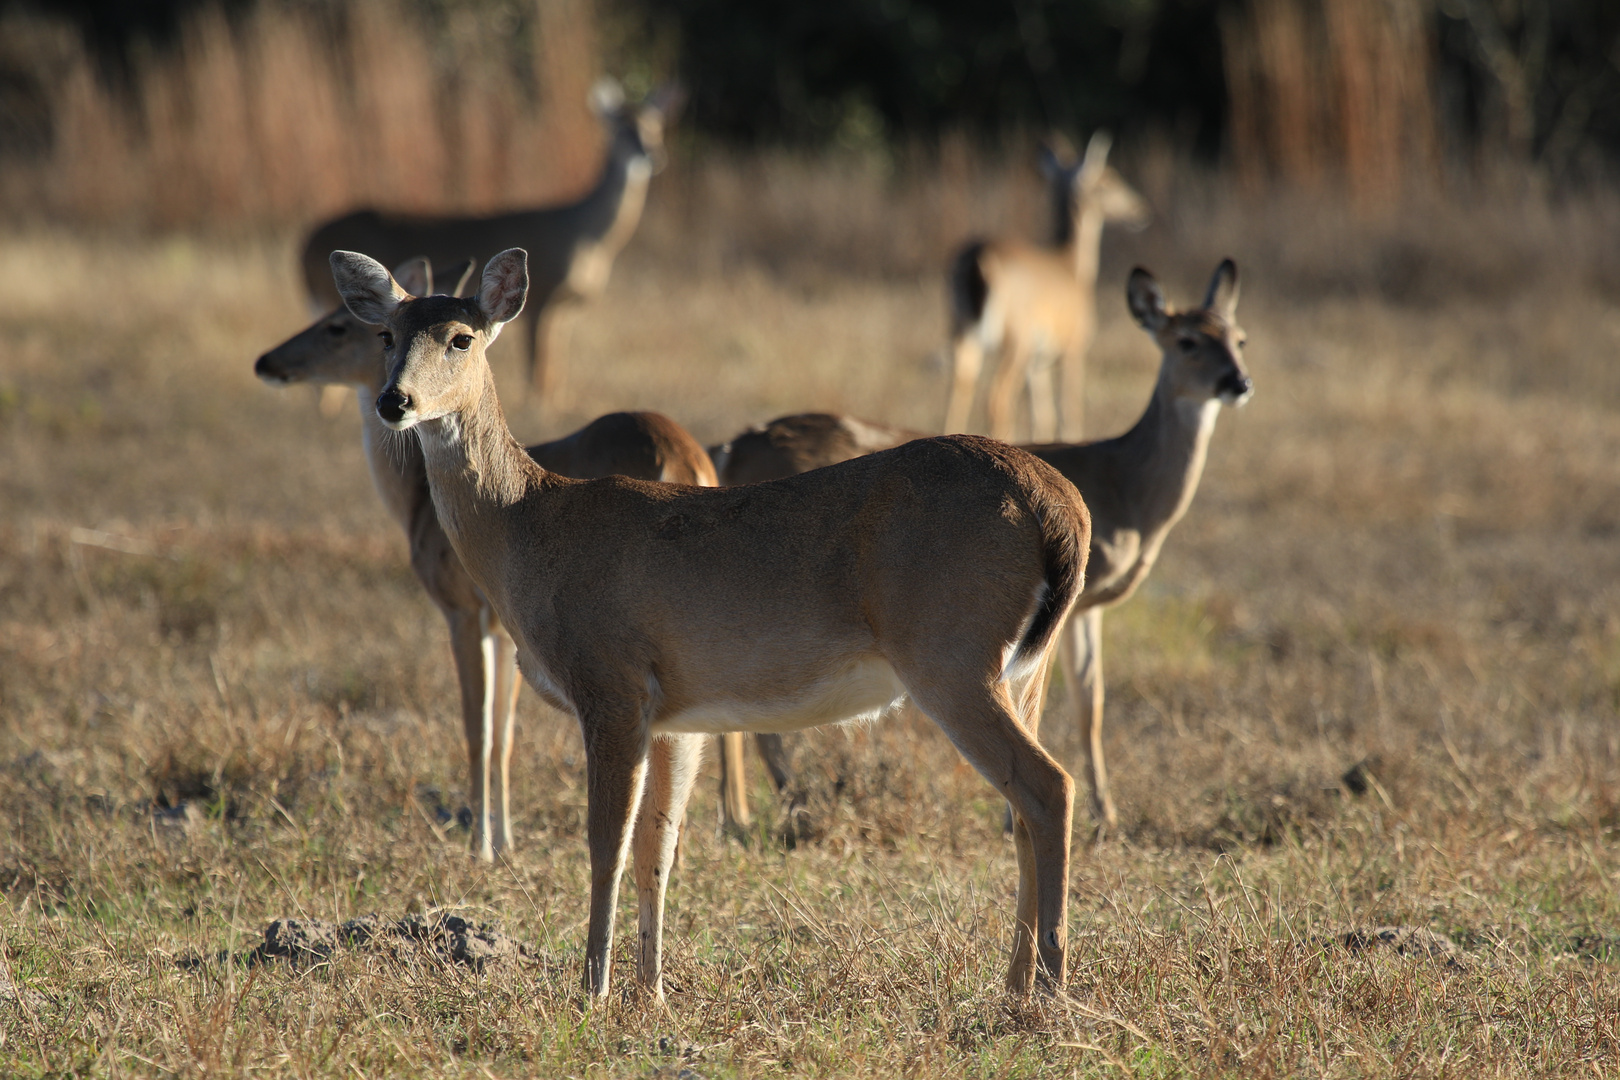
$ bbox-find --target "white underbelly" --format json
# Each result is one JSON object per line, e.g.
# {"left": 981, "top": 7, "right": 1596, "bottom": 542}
{"left": 653, "top": 655, "right": 908, "bottom": 735}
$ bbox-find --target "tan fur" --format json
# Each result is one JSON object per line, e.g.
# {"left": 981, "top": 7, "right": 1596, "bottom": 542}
{"left": 1027, "top": 260, "right": 1250, "bottom": 827}
{"left": 691, "top": 262, "right": 1251, "bottom": 832}
{"left": 945, "top": 133, "right": 1150, "bottom": 442}
{"left": 255, "top": 259, "right": 725, "bottom": 862}
{"left": 338, "top": 247, "right": 1091, "bottom": 1001}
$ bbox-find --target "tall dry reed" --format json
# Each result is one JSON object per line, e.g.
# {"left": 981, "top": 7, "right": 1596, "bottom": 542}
{"left": 1221, "top": 0, "right": 1436, "bottom": 208}
{"left": 2, "top": 0, "right": 602, "bottom": 229}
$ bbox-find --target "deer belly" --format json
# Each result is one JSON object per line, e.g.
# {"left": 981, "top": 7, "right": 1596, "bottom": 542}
{"left": 653, "top": 655, "right": 908, "bottom": 735}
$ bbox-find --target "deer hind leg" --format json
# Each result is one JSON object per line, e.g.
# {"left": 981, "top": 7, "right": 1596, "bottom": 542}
{"left": 718, "top": 732, "right": 751, "bottom": 833}
{"left": 1026, "top": 348, "right": 1060, "bottom": 443}
{"left": 1065, "top": 607, "right": 1115, "bottom": 829}
{"left": 1058, "top": 339, "right": 1088, "bottom": 442}
{"left": 755, "top": 733, "right": 793, "bottom": 792}
{"left": 985, "top": 333, "right": 1034, "bottom": 442}
{"left": 581, "top": 707, "right": 651, "bottom": 1000}
{"left": 945, "top": 331, "right": 986, "bottom": 433}
{"left": 907, "top": 672, "right": 1073, "bottom": 995}
{"left": 488, "top": 616, "right": 522, "bottom": 855}
{"left": 633, "top": 732, "right": 704, "bottom": 998}
{"left": 446, "top": 607, "right": 496, "bottom": 862}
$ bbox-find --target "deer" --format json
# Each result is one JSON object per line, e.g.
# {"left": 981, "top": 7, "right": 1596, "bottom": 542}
{"left": 300, "top": 80, "right": 679, "bottom": 400}
{"left": 708, "top": 412, "right": 921, "bottom": 487}
{"left": 944, "top": 132, "right": 1151, "bottom": 443}
{"left": 255, "top": 256, "right": 756, "bottom": 862}
{"left": 331, "top": 246, "right": 1091, "bottom": 1000}
{"left": 704, "top": 261, "right": 1251, "bottom": 831}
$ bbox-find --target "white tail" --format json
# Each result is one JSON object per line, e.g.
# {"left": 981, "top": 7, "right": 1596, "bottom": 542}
{"left": 945, "top": 132, "right": 1150, "bottom": 442}
{"left": 255, "top": 256, "right": 730, "bottom": 862}
{"left": 703, "top": 260, "right": 1250, "bottom": 830}
{"left": 336, "top": 246, "right": 1091, "bottom": 1000}
{"left": 299, "top": 81, "right": 683, "bottom": 400}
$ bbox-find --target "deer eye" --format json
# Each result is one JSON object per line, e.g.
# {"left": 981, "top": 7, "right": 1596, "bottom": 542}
{"left": 1177, "top": 337, "right": 1198, "bottom": 353}
{"left": 325, "top": 322, "right": 347, "bottom": 338}
{"left": 450, "top": 334, "right": 473, "bottom": 352}
{"left": 378, "top": 330, "right": 394, "bottom": 349}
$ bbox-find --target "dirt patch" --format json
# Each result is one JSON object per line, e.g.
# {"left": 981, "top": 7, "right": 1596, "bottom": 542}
{"left": 182, "top": 913, "right": 532, "bottom": 972}
{"left": 1323, "top": 926, "right": 1470, "bottom": 970}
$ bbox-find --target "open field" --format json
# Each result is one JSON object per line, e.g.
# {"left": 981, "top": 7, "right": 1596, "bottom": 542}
{"left": 1, "top": 192, "right": 1619, "bottom": 1077}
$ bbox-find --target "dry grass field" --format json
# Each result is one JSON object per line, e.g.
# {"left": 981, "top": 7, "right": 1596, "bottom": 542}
{"left": 2, "top": 169, "right": 1619, "bottom": 1077}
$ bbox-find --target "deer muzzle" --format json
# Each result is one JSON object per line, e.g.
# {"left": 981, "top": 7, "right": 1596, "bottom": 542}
{"left": 375, "top": 389, "right": 413, "bottom": 426}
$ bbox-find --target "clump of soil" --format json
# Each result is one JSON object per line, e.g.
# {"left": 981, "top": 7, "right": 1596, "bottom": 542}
{"left": 1323, "top": 926, "right": 1469, "bottom": 970}
{"left": 246, "top": 912, "right": 530, "bottom": 971}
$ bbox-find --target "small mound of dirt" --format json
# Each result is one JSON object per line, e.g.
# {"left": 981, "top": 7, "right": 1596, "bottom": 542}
{"left": 1324, "top": 925, "right": 1469, "bottom": 970}
{"left": 249, "top": 912, "right": 530, "bottom": 971}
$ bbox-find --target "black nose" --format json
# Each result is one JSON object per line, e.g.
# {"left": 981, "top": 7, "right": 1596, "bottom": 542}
{"left": 376, "top": 389, "right": 411, "bottom": 423}
{"left": 1217, "top": 373, "right": 1253, "bottom": 400}
{"left": 253, "top": 354, "right": 281, "bottom": 380}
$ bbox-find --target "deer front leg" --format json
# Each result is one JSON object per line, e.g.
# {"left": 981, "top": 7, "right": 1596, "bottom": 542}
{"left": 1064, "top": 607, "right": 1115, "bottom": 829}
{"left": 633, "top": 733, "right": 704, "bottom": 997}
{"left": 1026, "top": 350, "right": 1060, "bottom": 443}
{"left": 582, "top": 714, "right": 651, "bottom": 1000}
{"left": 945, "top": 332, "right": 986, "bottom": 433}
{"left": 488, "top": 617, "right": 522, "bottom": 855}
{"left": 446, "top": 607, "right": 496, "bottom": 862}
{"left": 717, "top": 731, "right": 750, "bottom": 832}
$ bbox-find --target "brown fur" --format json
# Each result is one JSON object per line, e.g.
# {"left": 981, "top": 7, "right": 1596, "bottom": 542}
{"left": 336, "top": 247, "right": 1092, "bottom": 1000}
{"left": 708, "top": 412, "right": 923, "bottom": 486}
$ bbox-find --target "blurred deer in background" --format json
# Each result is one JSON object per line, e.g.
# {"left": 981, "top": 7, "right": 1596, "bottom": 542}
{"left": 706, "top": 260, "right": 1251, "bottom": 832}
{"left": 945, "top": 132, "right": 1151, "bottom": 442}
{"left": 300, "top": 80, "right": 682, "bottom": 403}
{"left": 255, "top": 257, "right": 746, "bottom": 861}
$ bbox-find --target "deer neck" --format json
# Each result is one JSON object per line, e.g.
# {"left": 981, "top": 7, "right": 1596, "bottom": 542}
{"left": 575, "top": 145, "right": 652, "bottom": 251}
{"left": 1110, "top": 372, "right": 1222, "bottom": 541}
{"left": 356, "top": 377, "right": 430, "bottom": 533}
{"left": 409, "top": 363, "right": 547, "bottom": 584}
{"left": 1064, "top": 203, "right": 1107, "bottom": 289}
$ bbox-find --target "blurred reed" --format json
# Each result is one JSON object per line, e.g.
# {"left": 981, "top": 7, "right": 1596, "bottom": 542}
{"left": 1, "top": 0, "right": 602, "bottom": 229}
{"left": 1220, "top": 0, "right": 1436, "bottom": 209}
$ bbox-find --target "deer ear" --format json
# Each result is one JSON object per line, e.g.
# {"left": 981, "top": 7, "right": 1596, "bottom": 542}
{"left": 391, "top": 257, "right": 431, "bottom": 299}
{"left": 589, "top": 77, "right": 625, "bottom": 116}
{"left": 437, "top": 258, "right": 477, "bottom": 297}
{"left": 478, "top": 249, "right": 528, "bottom": 335}
{"left": 1126, "top": 267, "right": 1168, "bottom": 331}
{"left": 1204, "top": 259, "right": 1240, "bottom": 319}
{"left": 1079, "top": 130, "right": 1113, "bottom": 185}
{"left": 644, "top": 81, "right": 686, "bottom": 123}
{"left": 1037, "top": 142, "right": 1064, "bottom": 180}
{"left": 331, "top": 251, "right": 404, "bottom": 325}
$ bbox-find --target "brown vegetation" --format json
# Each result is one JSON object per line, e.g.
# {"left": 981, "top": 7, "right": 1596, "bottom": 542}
{"left": 0, "top": 0, "right": 602, "bottom": 229}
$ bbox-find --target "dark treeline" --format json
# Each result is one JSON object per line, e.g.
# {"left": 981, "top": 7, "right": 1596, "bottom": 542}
{"left": 6, "top": 0, "right": 1620, "bottom": 177}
